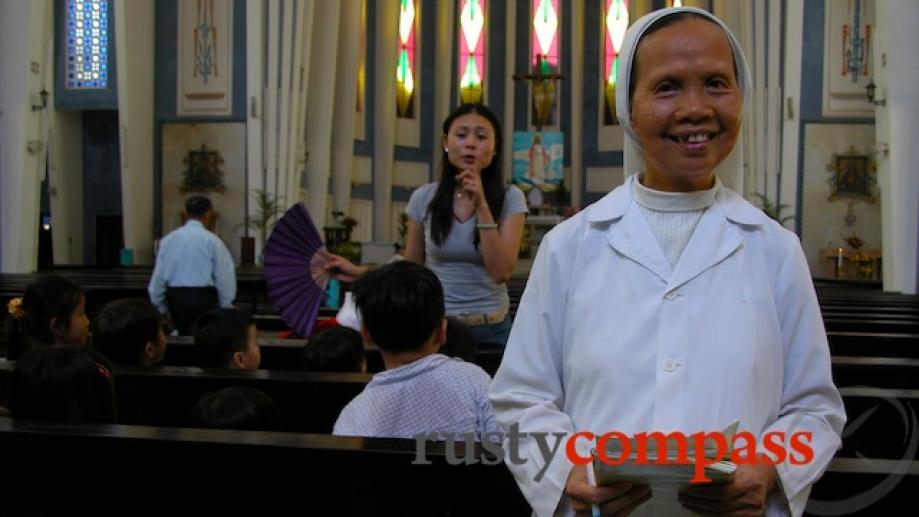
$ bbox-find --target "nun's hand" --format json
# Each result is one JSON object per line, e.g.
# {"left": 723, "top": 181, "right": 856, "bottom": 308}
{"left": 566, "top": 465, "right": 652, "bottom": 516}
{"left": 678, "top": 462, "right": 777, "bottom": 516}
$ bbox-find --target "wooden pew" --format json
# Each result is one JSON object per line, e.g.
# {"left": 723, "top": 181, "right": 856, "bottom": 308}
{"left": 162, "top": 337, "right": 507, "bottom": 375}
{"left": 0, "top": 418, "right": 531, "bottom": 516}
{"left": 828, "top": 331, "right": 919, "bottom": 358}
{"left": 0, "top": 360, "right": 368, "bottom": 434}
{"left": 824, "top": 318, "right": 919, "bottom": 335}
{"left": 0, "top": 415, "right": 915, "bottom": 516}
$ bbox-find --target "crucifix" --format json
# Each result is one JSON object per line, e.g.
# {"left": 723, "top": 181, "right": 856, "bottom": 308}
{"left": 513, "top": 56, "right": 564, "bottom": 131}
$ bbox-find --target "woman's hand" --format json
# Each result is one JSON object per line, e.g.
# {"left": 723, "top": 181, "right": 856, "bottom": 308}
{"left": 566, "top": 465, "right": 652, "bottom": 516}
{"left": 678, "top": 462, "right": 777, "bottom": 516}
{"left": 324, "top": 253, "right": 368, "bottom": 283}
{"left": 456, "top": 167, "right": 487, "bottom": 209}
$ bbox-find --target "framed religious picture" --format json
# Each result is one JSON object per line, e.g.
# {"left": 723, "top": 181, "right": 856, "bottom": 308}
{"left": 512, "top": 131, "right": 564, "bottom": 194}
{"left": 826, "top": 148, "right": 876, "bottom": 203}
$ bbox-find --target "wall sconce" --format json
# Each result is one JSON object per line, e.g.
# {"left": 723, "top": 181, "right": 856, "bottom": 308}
{"left": 865, "top": 80, "right": 885, "bottom": 106}
{"left": 31, "top": 88, "right": 49, "bottom": 111}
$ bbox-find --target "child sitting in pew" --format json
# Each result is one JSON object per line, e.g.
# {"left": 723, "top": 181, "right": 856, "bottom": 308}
{"left": 299, "top": 326, "right": 366, "bottom": 373}
{"left": 333, "top": 261, "right": 500, "bottom": 440}
{"left": 8, "top": 345, "right": 116, "bottom": 423}
{"left": 4, "top": 275, "right": 90, "bottom": 360}
{"left": 194, "top": 309, "right": 261, "bottom": 370}
{"left": 94, "top": 298, "right": 167, "bottom": 367}
{"left": 189, "top": 387, "right": 281, "bottom": 431}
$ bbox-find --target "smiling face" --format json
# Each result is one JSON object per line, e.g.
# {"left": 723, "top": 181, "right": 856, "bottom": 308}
{"left": 629, "top": 17, "right": 742, "bottom": 192}
{"left": 442, "top": 112, "right": 497, "bottom": 174}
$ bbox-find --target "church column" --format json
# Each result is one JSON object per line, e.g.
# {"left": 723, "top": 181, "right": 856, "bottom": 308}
{"left": 305, "top": 0, "right": 341, "bottom": 227}
{"left": 501, "top": 0, "right": 516, "bottom": 186}
{"left": 0, "top": 0, "right": 49, "bottom": 272}
{"left": 114, "top": 0, "right": 155, "bottom": 264}
{"left": 284, "top": 0, "right": 314, "bottom": 208}
{"left": 373, "top": 0, "right": 399, "bottom": 241}
{"left": 245, "top": 0, "right": 265, "bottom": 242}
{"left": 569, "top": 0, "right": 583, "bottom": 209}
{"left": 877, "top": 0, "right": 919, "bottom": 293}
{"left": 331, "top": 0, "right": 363, "bottom": 216}
{"left": 432, "top": 0, "right": 455, "bottom": 178}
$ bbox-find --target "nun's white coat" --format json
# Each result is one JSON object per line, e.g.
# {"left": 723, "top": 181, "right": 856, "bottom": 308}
{"left": 489, "top": 7, "right": 845, "bottom": 517}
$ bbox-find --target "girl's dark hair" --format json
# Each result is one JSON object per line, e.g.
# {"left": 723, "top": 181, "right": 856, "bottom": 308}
{"left": 429, "top": 103, "right": 506, "bottom": 247}
{"left": 5, "top": 275, "right": 84, "bottom": 360}
{"left": 94, "top": 298, "right": 163, "bottom": 366}
{"left": 189, "top": 387, "right": 281, "bottom": 432}
{"left": 629, "top": 12, "right": 736, "bottom": 101}
{"left": 300, "top": 326, "right": 365, "bottom": 373}
{"left": 9, "top": 345, "right": 116, "bottom": 424}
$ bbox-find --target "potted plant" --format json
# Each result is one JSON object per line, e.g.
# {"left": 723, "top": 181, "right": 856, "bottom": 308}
{"left": 749, "top": 193, "right": 795, "bottom": 226}
{"left": 238, "top": 189, "right": 283, "bottom": 265}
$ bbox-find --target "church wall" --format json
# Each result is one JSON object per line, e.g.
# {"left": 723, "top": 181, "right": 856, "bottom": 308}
{"left": 151, "top": 0, "right": 247, "bottom": 264}
{"left": 796, "top": 0, "right": 878, "bottom": 279}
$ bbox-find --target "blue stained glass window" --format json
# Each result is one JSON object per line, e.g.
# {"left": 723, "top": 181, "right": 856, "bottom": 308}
{"left": 65, "top": 0, "right": 109, "bottom": 89}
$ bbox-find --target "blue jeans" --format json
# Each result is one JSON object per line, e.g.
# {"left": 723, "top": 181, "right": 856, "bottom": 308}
{"left": 469, "top": 316, "right": 512, "bottom": 348}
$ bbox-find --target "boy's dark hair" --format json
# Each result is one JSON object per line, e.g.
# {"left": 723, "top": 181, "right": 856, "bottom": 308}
{"left": 5, "top": 275, "right": 84, "bottom": 360}
{"left": 94, "top": 298, "right": 162, "bottom": 366}
{"left": 188, "top": 387, "right": 281, "bottom": 431}
{"left": 352, "top": 261, "right": 444, "bottom": 353}
{"left": 441, "top": 317, "right": 477, "bottom": 362}
{"left": 9, "top": 345, "right": 116, "bottom": 424}
{"left": 300, "top": 326, "right": 364, "bottom": 372}
{"left": 194, "top": 309, "right": 255, "bottom": 368}
{"left": 185, "top": 195, "right": 213, "bottom": 219}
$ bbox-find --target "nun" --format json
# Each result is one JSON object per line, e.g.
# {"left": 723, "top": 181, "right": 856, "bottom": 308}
{"left": 489, "top": 6, "right": 845, "bottom": 517}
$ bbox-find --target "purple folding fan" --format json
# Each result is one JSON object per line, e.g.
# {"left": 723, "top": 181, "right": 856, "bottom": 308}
{"left": 263, "top": 203, "right": 331, "bottom": 337}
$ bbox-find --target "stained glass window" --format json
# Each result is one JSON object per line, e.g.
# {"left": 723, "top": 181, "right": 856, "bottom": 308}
{"left": 532, "top": 0, "right": 558, "bottom": 71}
{"left": 65, "top": 0, "right": 109, "bottom": 89}
{"left": 531, "top": 0, "right": 559, "bottom": 126}
{"left": 458, "top": 0, "right": 486, "bottom": 105}
{"left": 603, "top": 0, "right": 628, "bottom": 125}
{"left": 396, "top": 0, "right": 416, "bottom": 118}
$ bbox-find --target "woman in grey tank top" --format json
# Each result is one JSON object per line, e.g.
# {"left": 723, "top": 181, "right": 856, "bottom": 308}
{"left": 326, "top": 104, "right": 527, "bottom": 347}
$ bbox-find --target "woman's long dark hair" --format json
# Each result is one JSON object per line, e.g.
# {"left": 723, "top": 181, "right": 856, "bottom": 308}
{"left": 429, "top": 103, "right": 506, "bottom": 247}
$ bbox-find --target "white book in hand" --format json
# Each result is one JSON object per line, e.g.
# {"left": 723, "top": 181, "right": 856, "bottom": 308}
{"left": 590, "top": 420, "right": 739, "bottom": 490}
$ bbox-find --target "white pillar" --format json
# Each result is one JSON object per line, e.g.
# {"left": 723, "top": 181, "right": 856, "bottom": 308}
{"left": 275, "top": 0, "right": 295, "bottom": 206}
{"left": 264, "top": 0, "right": 280, "bottom": 200}
{"left": 305, "top": 0, "right": 341, "bottom": 229}
{"left": 114, "top": 0, "right": 155, "bottom": 264}
{"left": 877, "top": 0, "right": 919, "bottom": 293}
{"left": 501, "top": 0, "right": 516, "bottom": 186}
{"left": 284, "top": 0, "right": 314, "bottom": 208}
{"left": 245, "top": 0, "right": 265, "bottom": 248}
{"left": 779, "top": 0, "right": 804, "bottom": 230}
{"left": 0, "top": 0, "right": 48, "bottom": 272}
{"left": 373, "top": 0, "right": 399, "bottom": 241}
{"left": 433, "top": 0, "right": 455, "bottom": 178}
{"left": 569, "top": 0, "right": 583, "bottom": 208}
{"left": 330, "top": 0, "right": 362, "bottom": 215}
{"left": 49, "top": 110, "right": 84, "bottom": 265}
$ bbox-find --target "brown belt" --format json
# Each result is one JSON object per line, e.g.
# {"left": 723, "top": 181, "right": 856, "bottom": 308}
{"left": 451, "top": 309, "right": 508, "bottom": 327}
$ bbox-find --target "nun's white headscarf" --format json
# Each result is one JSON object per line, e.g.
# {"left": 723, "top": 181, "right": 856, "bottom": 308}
{"left": 615, "top": 7, "right": 752, "bottom": 189}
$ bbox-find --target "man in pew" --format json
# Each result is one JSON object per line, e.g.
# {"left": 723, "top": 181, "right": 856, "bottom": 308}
{"left": 148, "top": 195, "right": 236, "bottom": 335}
{"left": 333, "top": 261, "right": 501, "bottom": 440}
{"left": 194, "top": 309, "right": 261, "bottom": 370}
